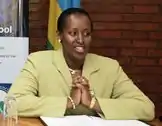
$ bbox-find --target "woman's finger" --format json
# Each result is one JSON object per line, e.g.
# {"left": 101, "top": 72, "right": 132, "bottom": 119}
{"left": 81, "top": 77, "right": 89, "bottom": 87}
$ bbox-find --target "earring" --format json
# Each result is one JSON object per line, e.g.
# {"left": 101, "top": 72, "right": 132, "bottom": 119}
{"left": 58, "top": 39, "right": 61, "bottom": 43}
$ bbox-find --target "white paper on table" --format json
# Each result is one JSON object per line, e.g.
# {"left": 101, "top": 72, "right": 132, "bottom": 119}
{"left": 40, "top": 115, "right": 150, "bottom": 126}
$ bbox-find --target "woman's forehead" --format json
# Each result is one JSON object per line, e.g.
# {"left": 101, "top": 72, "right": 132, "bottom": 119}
{"left": 64, "top": 14, "right": 91, "bottom": 30}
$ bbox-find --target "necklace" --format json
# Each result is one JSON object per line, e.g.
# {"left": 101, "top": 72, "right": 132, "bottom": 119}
{"left": 69, "top": 68, "right": 81, "bottom": 75}
{"left": 69, "top": 68, "right": 76, "bottom": 75}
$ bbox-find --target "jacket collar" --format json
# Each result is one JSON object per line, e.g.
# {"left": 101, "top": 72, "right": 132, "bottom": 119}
{"left": 52, "top": 48, "right": 100, "bottom": 85}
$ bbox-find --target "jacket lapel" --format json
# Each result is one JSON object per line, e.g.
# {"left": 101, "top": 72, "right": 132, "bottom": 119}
{"left": 52, "top": 48, "right": 72, "bottom": 86}
{"left": 82, "top": 54, "right": 100, "bottom": 81}
{"left": 52, "top": 49, "right": 100, "bottom": 86}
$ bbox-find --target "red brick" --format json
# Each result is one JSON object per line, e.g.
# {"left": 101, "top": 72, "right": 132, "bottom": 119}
{"left": 29, "top": 21, "right": 47, "bottom": 28}
{"left": 93, "top": 31, "right": 122, "bottom": 39}
{"left": 29, "top": 0, "right": 41, "bottom": 4}
{"left": 148, "top": 49, "right": 162, "bottom": 57}
{"left": 159, "top": 59, "right": 162, "bottom": 65}
{"left": 155, "top": 102, "right": 162, "bottom": 107}
{"left": 156, "top": 112, "right": 162, "bottom": 119}
{"left": 147, "top": 94, "right": 162, "bottom": 103}
{"left": 133, "top": 6, "right": 159, "bottom": 13}
{"left": 159, "top": 41, "right": 162, "bottom": 48}
{"left": 29, "top": 4, "right": 40, "bottom": 12}
{"left": 84, "top": 4, "right": 133, "bottom": 13}
{"left": 29, "top": 12, "right": 39, "bottom": 20}
{"left": 90, "top": 48, "right": 117, "bottom": 57}
{"left": 90, "top": 14, "right": 122, "bottom": 22}
{"left": 133, "top": 40, "right": 157, "bottom": 48}
{"left": 140, "top": 83, "right": 162, "bottom": 93}
{"left": 156, "top": 104, "right": 162, "bottom": 111}
{"left": 115, "top": 57, "right": 131, "bottom": 65}
{"left": 125, "top": 66, "right": 162, "bottom": 74}
{"left": 93, "top": 23, "right": 132, "bottom": 30}
{"left": 132, "top": 23, "right": 159, "bottom": 31}
{"left": 123, "top": 14, "right": 162, "bottom": 22}
{"left": 29, "top": 11, "right": 48, "bottom": 21}
{"left": 123, "top": 0, "right": 162, "bottom": 4}
{"left": 122, "top": 31, "right": 148, "bottom": 39}
{"left": 29, "top": 38, "right": 47, "bottom": 52}
{"left": 82, "top": 0, "right": 120, "bottom": 4}
{"left": 149, "top": 32, "right": 162, "bottom": 39}
{"left": 29, "top": 0, "right": 48, "bottom": 12}
{"left": 155, "top": 103, "right": 162, "bottom": 117}
{"left": 92, "top": 39, "right": 132, "bottom": 48}
{"left": 120, "top": 49, "right": 147, "bottom": 56}
{"left": 132, "top": 58, "right": 157, "bottom": 66}
{"left": 131, "top": 75, "right": 162, "bottom": 84}
{"left": 29, "top": 28, "right": 47, "bottom": 37}
{"left": 29, "top": 45, "right": 46, "bottom": 53}
{"left": 30, "top": 38, "right": 47, "bottom": 45}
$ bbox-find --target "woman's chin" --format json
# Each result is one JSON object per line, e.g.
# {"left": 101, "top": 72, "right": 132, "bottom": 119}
{"left": 73, "top": 52, "right": 86, "bottom": 62}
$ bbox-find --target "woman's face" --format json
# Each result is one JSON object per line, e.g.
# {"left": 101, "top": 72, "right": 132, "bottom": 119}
{"left": 59, "top": 14, "right": 92, "bottom": 62}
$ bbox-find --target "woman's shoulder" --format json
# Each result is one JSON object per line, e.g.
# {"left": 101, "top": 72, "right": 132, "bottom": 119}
{"left": 86, "top": 53, "right": 122, "bottom": 74}
{"left": 26, "top": 50, "right": 55, "bottom": 62}
{"left": 29, "top": 50, "right": 54, "bottom": 56}
{"left": 87, "top": 53, "right": 120, "bottom": 67}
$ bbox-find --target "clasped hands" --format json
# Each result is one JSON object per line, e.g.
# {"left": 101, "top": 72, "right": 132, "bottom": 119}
{"left": 68, "top": 73, "right": 92, "bottom": 109}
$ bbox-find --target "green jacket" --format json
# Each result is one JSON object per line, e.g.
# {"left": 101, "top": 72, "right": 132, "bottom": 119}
{"left": 8, "top": 48, "right": 155, "bottom": 121}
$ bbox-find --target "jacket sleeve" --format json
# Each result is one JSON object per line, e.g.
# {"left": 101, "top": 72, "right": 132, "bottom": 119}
{"left": 8, "top": 54, "right": 67, "bottom": 117}
{"left": 97, "top": 61, "right": 155, "bottom": 121}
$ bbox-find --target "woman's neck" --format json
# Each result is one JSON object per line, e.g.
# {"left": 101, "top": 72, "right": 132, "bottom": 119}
{"left": 66, "top": 57, "right": 83, "bottom": 70}
{"left": 63, "top": 52, "right": 83, "bottom": 70}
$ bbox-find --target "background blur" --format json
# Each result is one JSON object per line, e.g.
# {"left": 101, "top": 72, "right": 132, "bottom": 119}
{"left": 29, "top": 0, "right": 162, "bottom": 117}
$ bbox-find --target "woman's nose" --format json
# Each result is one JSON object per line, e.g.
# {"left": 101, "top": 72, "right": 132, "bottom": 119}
{"left": 77, "top": 33, "right": 84, "bottom": 44}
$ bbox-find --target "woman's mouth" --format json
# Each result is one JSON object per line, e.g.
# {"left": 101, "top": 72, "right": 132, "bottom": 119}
{"left": 74, "top": 46, "right": 85, "bottom": 53}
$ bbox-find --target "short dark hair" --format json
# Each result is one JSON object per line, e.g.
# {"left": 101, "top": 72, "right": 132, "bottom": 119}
{"left": 57, "top": 7, "right": 93, "bottom": 33}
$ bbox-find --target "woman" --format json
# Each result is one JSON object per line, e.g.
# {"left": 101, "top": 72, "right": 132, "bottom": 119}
{"left": 8, "top": 8, "right": 155, "bottom": 120}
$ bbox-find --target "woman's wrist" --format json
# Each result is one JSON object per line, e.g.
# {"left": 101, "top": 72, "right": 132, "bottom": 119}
{"left": 89, "top": 89, "right": 96, "bottom": 109}
{"left": 89, "top": 97, "right": 96, "bottom": 109}
{"left": 67, "top": 97, "right": 72, "bottom": 109}
{"left": 67, "top": 96, "right": 76, "bottom": 109}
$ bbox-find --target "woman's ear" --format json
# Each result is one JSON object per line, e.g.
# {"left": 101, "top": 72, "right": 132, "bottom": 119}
{"left": 56, "top": 30, "right": 62, "bottom": 43}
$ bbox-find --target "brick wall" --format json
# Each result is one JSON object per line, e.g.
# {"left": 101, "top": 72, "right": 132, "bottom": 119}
{"left": 29, "top": 0, "right": 49, "bottom": 52}
{"left": 29, "top": 0, "right": 162, "bottom": 117}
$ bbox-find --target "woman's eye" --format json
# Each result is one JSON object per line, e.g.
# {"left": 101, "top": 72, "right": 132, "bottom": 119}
{"left": 69, "top": 31, "right": 77, "bottom": 36}
{"left": 84, "top": 32, "right": 91, "bottom": 37}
